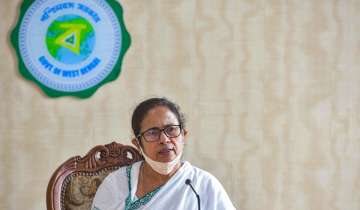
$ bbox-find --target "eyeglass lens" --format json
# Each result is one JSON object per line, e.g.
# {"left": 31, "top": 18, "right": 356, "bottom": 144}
{"left": 143, "top": 125, "right": 181, "bottom": 141}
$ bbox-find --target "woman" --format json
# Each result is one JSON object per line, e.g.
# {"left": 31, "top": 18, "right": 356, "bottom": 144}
{"left": 92, "top": 97, "right": 236, "bottom": 210}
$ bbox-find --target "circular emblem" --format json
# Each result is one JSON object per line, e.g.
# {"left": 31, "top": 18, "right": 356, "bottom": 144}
{"left": 11, "top": 0, "right": 131, "bottom": 98}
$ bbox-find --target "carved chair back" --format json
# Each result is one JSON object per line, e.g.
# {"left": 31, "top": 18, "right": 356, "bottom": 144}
{"left": 46, "top": 142, "right": 143, "bottom": 210}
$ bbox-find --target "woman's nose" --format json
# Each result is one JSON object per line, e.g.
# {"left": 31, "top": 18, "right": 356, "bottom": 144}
{"left": 159, "top": 131, "right": 171, "bottom": 143}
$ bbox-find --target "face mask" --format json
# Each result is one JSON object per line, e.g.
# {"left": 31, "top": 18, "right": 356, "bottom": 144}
{"left": 139, "top": 147, "right": 182, "bottom": 175}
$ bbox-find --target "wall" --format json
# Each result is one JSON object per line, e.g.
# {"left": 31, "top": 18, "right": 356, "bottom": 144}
{"left": 1, "top": 0, "right": 360, "bottom": 209}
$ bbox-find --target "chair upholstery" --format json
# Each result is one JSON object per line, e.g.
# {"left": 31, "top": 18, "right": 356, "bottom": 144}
{"left": 46, "top": 142, "right": 143, "bottom": 210}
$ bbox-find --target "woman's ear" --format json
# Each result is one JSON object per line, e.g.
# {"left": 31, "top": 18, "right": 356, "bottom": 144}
{"left": 131, "top": 138, "right": 140, "bottom": 150}
{"left": 183, "top": 129, "right": 188, "bottom": 143}
{"left": 183, "top": 129, "right": 188, "bottom": 137}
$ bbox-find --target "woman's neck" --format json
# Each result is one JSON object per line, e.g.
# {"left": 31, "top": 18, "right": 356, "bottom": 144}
{"left": 135, "top": 161, "right": 181, "bottom": 198}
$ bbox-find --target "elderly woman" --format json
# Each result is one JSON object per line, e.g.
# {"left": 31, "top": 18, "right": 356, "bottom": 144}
{"left": 92, "top": 97, "right": 235, "bottom": 210}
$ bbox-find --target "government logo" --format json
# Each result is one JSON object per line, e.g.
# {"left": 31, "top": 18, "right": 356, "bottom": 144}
{"left": 11, "top": 0, "right": 131, "bottom": 98}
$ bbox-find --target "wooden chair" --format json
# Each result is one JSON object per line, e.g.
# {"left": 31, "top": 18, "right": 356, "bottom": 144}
{"left": 46, "top": 142, "right": 143, "bottom": 210}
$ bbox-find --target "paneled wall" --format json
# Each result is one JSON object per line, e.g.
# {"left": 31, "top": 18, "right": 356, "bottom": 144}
{"left": 1, "top": 0, "right": 360, "bottom": 209}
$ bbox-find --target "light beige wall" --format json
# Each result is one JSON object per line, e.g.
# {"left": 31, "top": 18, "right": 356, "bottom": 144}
{"left": 1, "top": 0, "right": 360, "bottom": 209}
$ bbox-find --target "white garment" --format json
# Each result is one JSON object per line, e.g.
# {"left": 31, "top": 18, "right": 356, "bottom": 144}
{"left": 91, "top": 161, "right": 236, "bottom": 210}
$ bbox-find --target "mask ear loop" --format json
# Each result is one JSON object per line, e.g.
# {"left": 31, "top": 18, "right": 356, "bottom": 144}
{"left": 132, "top": 135, "right": 145, "bottom": 158}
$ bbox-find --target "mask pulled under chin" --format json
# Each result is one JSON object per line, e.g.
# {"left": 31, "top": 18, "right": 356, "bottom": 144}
{"left": 140, "top": 148, "right": 182, "bottom": 175}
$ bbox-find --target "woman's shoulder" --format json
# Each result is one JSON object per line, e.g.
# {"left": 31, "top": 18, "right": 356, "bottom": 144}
{"left": 184, "top": 161, "right": 221, "bottom": 185}
{"left": 101, "top": 161, "right": 142, "bottom": 187}
{"left": 91, "top": 161, "right": 142, "bottom": 209}
{"left": 184, "top": 162, "right": 236, "bottom": 209}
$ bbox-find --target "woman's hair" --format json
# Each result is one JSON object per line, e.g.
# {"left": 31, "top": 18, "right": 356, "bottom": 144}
{"left": 131, "top": 97, "right": 186, "bottom": 138}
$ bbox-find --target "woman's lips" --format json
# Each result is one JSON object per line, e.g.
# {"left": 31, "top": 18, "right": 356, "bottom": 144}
{"left": 158, "top": 148, "right": 173, "bottom": 155}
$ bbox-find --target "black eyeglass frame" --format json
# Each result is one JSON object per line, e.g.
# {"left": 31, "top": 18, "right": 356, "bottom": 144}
{"left": 136, "top": 124, "right": 183, "bottom": 142}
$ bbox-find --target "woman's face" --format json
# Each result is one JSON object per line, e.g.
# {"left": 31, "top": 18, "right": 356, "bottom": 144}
{"left": 133, "top": 106, "right": 187, "bottom": 163}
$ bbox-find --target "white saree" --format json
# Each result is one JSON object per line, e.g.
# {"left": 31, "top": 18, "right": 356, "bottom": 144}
{"left": 91, "top": 161, "right": 236, "bottom": 210}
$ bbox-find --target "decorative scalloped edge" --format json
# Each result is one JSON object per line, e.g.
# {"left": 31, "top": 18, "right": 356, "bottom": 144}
{"left": 10, "top": 0, "right": 131, "bottom": 98}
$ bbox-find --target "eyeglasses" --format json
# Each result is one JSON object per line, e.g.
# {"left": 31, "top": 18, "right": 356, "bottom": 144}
{"left": 137, "top": 125, "right": 182, "bottom": 142}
